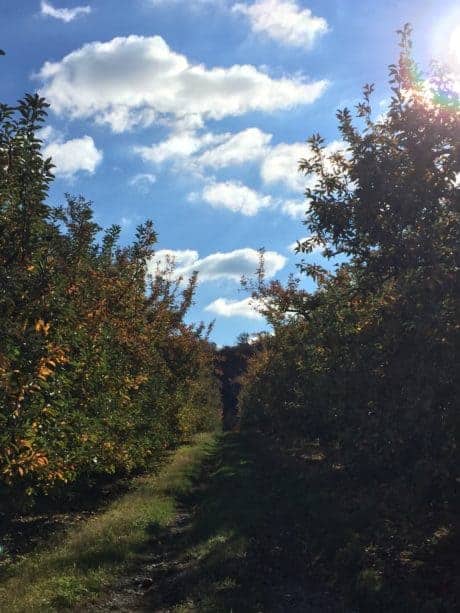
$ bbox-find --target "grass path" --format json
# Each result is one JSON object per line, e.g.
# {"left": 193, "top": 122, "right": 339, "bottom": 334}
{"left": 1, "top": 431, "right": 349, "bottom": 612}
{"left": 0, "top": 433, "right": 215, "bottom": 612}
{"left": 94, "top": 432, "right": 346, "bottom": 612}
{"left": 1, "top": 433, "right": 455, "bottom": 611}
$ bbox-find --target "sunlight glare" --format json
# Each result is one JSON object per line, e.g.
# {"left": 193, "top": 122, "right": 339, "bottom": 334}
{"left": 448, "top": 25, "right": 460, "bottom": 69}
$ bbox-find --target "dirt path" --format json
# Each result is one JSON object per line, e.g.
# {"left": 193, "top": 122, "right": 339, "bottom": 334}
{"left": 91, "top": 510, "right": 193, "bottom": 612}
{"left": 92, "top": 433, "right": 348, "bottom": 613}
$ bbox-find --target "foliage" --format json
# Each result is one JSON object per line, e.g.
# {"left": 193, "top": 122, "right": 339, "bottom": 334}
{"left": 0, "top": 92, "right": 221, "bottom": 511}
{"left": 0, "top": 433, "right": 215, "bottom": 612}
{"left": 217, "top": 333, "right": 266, "bottom": 430}
{"left": 238, "top": 25, "right": 459, "bottom": 608}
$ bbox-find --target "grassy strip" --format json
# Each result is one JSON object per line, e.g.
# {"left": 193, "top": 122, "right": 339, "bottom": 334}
{"left": 0, "top": 432, "right": 216, "bottom": 612}
{"left": 135, "top": 431, "right": 346, "bottom": 612}
{"left": 131, "top": 431, "right": 455, "bottom": 612}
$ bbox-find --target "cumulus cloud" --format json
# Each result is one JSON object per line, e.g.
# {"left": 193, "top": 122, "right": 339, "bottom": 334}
{"left": 199, "top": 181, "right": 273, "bottom": 216}
{"left": 135, "top": 125, "right": 343, "bottom": 194}
{"left": 261, "top": 141, "right": 307, "bottom": 192}
{"left": 134, "top": 126, "right": 342, "bottom": 218}
{"left": 40, "top": 1, "right": 91, "bottom": 23}
{"left": 261, "top": 139, "right": 344, "bottom": 193}
{"left": 37, "top": 125, "right": 59, "bottom": 142}
{"left": 134, "top": 131, "right": 226, "bottom": 166}
{"left": 233, "top": 0, "right": 328, "bottom": 48}
{"left": 205, "top": 297, "right": 263, "bottom": 320}
{"left": 134, "top": 127, "right": 272, "bottom": 178}
{"left": 148, "top": 247, "right": 286, "bottom": 284}
{"left": 149, "top": 249, "right": 198, "bottom": 276}
{"left": 192, "top": 182, "right": 310, "bottom": 218}
{"left": 129, "top": 173, "right": 157, "bottom": 191}
{"left": 42, "top": 134, "right": 102, "bottom": 178}
{"left": 38, "top": 35, "right": 328, "bottom": 132}
{"left": 197, "top": 127, "right": 272, "bottom": 168}
{"left": 280, "top": 199, "right": 308, "bottom": 219}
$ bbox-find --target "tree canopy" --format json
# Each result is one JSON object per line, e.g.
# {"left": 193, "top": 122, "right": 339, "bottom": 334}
{"left": 0, "top": 92, "right": 221, "bottom": 510}
{"left": 238, "top": 26, "right": 459, "bottom": 608}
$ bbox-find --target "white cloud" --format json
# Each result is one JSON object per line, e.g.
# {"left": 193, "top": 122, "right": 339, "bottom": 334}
{"left": 134, "top": 127, "right": 342, "bottom": 218}
{"left": 120, "top": 216, "right": 133, "bottom": 227}
{"left": 40, "top": 1, "right": 91, "bottom": 23}
{"left": 199, "top": 181, "right": 273, "bottom": 215}
{"left": 149, "top": 249, "right": 198, "bottom": 274}
{"left": 261, "top": 141, "right": 307, "bottom": 192}
{"left": 205, "top": 297, "right": 263, "bottom": 320}
{"left": 148, "top": 247, "right": 286, "bottom": 284}
{"left": 37, "top": 125, "right": 59, "bottom": 142}
{"left": 193, "top": 182, "right": 310, "bottom": 219}
{"left": 38, "top": 35, "right": 328, "bottom": 132}
{"left": 261, "top": 139, "right": 345, "bottom": 193}
{"left": 134, "top": 131, "right": 226, "bottom": 165}
{"left": 43, "top": 135, "right": 102, "bottom": 178}
{"left": 197, "top": 127, "right": 272, "bottom": 168}
{"left": 134, "top": 127, "right": 272, "bottom": 178}
{"left": 281, "top": 199, "right": 308, "bottom": 219}
{"left": 129, "top": 173, "right": 157, "bottom": 191}
{"left": 233, "top": 0, "right": 328, "bottom": 48}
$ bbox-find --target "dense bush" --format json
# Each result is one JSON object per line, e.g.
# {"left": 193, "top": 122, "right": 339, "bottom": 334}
{"left": 241, "top": 24, "right": 458, "bottom": 495}
{"left": 0, "top": 93, "right": 221, "bottom": 511}
{"left": 238, "top": 28, "right": 458, "bottom": 605}
{"left": 217, "top": 333, "right": 265, "bottom": 430}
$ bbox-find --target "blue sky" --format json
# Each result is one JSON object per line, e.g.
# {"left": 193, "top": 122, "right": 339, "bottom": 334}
{"left": 1, "top": 0, "right": 459, "bottom": 345}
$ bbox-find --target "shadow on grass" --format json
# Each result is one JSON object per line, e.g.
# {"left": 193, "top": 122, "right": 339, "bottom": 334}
{"left": 131, "top": 431, "right": 458, "bottom": 613}
{"left": 139, "top": 432, "right": 346, "bottom": 612}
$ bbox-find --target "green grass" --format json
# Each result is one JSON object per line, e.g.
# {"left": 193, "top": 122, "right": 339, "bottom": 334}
{"left": 133, "top": 431, "right": 456, "bottom": 612}
{"left": 2, "top": 430, "right": 453, "bottom": 612}
{"left": 0, "top": 432, "right": 216, "bottom": 612}
{"left": 137, "top": 431, "right": 346, "bottom": 612}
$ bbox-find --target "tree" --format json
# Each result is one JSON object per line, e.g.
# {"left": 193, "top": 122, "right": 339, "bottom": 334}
{"left": 0, "top": 92, "right": 221, "bottom": 510}
{"left": 218, "top": 335, "right": 261, "bottom": 430}
{"left": 241, "top": 23, "right": 459, "bottom": 493}
{"left": 237, "top": 27, "right": 458, "bottom": 608}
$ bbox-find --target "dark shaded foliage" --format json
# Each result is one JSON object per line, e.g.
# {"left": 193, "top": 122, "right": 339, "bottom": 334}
{"left": 239, "top": 26, "right": 459, "bottom": 610}
{"left": 217, "top": 334, "right": 261, "bottom": 430}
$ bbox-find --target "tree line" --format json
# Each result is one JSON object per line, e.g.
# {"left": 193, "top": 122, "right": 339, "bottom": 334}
{"left": 0, "top": 91, "right": 221, "bottom": 513}
{"left": 237, "top": 26, "right": 458, "bottom": 609}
